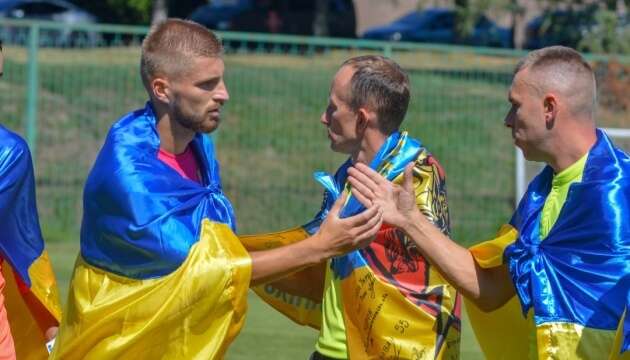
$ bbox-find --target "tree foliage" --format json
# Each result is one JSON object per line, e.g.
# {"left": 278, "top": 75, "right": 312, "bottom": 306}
{"left": 69, "top": 0, "right": 206, "bottom": 25}
{"left": 453, "top": 0, "right": 630, "bottom": 54}
{"left": 453, "top": 0, "right": 494, "bottom": 38}
{"left": 578, "top": 8, "right": 630, "bottom": 54}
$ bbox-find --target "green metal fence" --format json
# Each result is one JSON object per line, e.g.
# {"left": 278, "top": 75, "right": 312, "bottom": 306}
{"left": 1, "top": 19, "right": 629, "bottom": 245}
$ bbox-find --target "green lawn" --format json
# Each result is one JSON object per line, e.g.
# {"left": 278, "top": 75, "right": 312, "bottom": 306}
{"left": 46, "top": 241, "right": 483, "bottom": 359}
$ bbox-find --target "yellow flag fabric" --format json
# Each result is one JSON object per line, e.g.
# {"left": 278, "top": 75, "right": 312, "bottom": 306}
{"left": 613, "top": 312, "right": 630, "bottom": 360}
{"left": 240, "top": 227, "right": 323, "bottom": 329}
{"left": 465, "top": 225, "right": 530, "bottom": 359}
{"left": 50, "top": 220, "right": 251, "bottom": 360}
{"left": 341, "top": 265, "right": 460, "bottom": 359}
{"left": 3, "top": 251, "right": 61, "bottom": 360}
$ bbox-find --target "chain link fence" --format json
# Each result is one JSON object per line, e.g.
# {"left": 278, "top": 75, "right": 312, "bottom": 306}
{"left": 1, "top": 19, "right": 628, "bottom": 246}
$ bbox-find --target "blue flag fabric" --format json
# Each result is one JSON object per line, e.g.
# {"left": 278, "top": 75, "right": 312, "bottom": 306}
{"left": 0, "top": 125, "right": 61, "bottom": 359}
{"left": 80, "top": 102, "right": 237, "bottom": 279}
{"left": 0, "top": 125, "right": 44, "bottom": 287}
{"left": 624, "top": 286, "right": 630, "bottom": 353}
{"left": 505, "top": 129, "right": 630, "bottom": 331}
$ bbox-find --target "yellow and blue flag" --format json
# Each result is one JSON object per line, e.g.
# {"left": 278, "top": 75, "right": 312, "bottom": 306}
{"left": 0, "top": 125, "right": 61, "bottom": 359}
{"left": 467, "top": 129, "right": 630, "bottom": 359}
{"left": 243, "top": 131, "right": 461, "bottom": 359}
{"left": 50, "top": 103, "right": 251, "bottom": 359}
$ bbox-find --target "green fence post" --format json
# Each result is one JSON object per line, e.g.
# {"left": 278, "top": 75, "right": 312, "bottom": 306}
{"left": 383, "top": 44, "right": 392, "bottom": 58}
{"left": 24, "top": 23, "right": 39, "bottom": 160}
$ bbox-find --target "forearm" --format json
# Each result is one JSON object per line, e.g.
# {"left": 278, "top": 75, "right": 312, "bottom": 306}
{"left": 402, "top": 210, "right": 515, "bottom": 311}
{"left": 265, "top": 262, "right": 326, "bottom": 302}
{"left": 249, "top": 235, "right": 328, "bottom": 286}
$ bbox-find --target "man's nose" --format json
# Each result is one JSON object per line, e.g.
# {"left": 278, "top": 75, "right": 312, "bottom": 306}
{"left": 504, "top": 109, "right": 514, "bottom": 128}
{"left": 215, "top": 81, "right": 229, "bottom": 103}
{"left": 320, "top": 112, "right": 328, "bottom": 125}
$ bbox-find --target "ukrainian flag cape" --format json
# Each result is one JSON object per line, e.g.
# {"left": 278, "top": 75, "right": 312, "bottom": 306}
{"left": 467, "top": 129, "right": 630, "bottom": 359}
{"left": 50, "top": 103, "right": 251, "bottom": 359}
{"left": 0, "top": 125, "right": 61, "bottom": 359}
{"left": 242, "top": 131, "right": 461, "bottom": 359}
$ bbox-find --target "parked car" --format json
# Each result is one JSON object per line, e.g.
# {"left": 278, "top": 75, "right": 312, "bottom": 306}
{"left": 524, "top": 9, "right": 597, "bottom": 49}
{"left": 0, "top": 0, "right": 100, "bottom": 46}
{"left": 188, "top": 0, "right": 253, "bottom": 31}
{"left": 188, "top": 0, "right": 355, "bottom": 38}
{"left": 362, "top": 8, "right": 511, "bottom": 48}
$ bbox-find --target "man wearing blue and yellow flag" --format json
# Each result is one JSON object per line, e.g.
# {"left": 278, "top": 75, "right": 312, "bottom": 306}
{"left": 348, "top": 46, "right": 630, "bottom": 359}
{"left": 50, "top": 19, "right": 385, "bottom": 359}
{"left": 240, "top": 55, "right": 461, "bottom": 359}
{"left": 0, "top": 43, "right": 62, "bottom": 359}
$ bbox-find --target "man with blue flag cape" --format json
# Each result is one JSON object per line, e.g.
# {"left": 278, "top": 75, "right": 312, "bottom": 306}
{"left": 348, "top": 46, "right": 630, "bottom": 359}
{"left": 50, "top": 19, "right": 384, "bottom": 359}
{"left": 0, "top": 43, "right": 62, "bottom": 359}
{"left": 240, "top": 55, "right": 461, "bottom": 359}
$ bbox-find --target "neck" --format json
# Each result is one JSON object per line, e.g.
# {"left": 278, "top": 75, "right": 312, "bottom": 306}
{"left": 547, "top": 123, "right": 596, "bottom": 173}
{"left": 154, "top": 102, "right": 195, "bottom": 154}
{"left": 351, "top": 130, "right": 389, "bottom": 165}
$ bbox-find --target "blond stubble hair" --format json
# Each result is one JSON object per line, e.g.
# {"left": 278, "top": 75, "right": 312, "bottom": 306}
{"left": 140, "top": 19, "right": 223, "bottom": 93}
{"left": 515, "top": 46, "right": 597, "bottom": 120}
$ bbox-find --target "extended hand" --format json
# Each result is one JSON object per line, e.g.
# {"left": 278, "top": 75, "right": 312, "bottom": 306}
{"left": 316, "top": 192, "right": 383, "bottom": 257}
{"left": 347, "top": 162, "right": 417, "bottom": 229}
{"left": 247, "top": 192, "right": 383, "bottom": 286}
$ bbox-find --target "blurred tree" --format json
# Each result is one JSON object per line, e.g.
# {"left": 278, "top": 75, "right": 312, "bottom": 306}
{"left": 578, "top": 7, "right": 630, "bottom": 54}
{"left": 313, "top": 0, "right": 329, "bottom": 36}
{"left": 454, "top": 0, "right": 480, "bottom": 41}
{"left": 510, "top": 0, "right": 535, "bottom": 49}
{"left": 453, "top": 0, "right": 517, "bottom": 46}
{"left": 541, "top": 0, "right": 630, "bottom": 54}
{"left": 453, "top": 0, "right": 630, "bottom": 53}
{"left": 69, "top": 0, "right": 207, "bottom": 25}
{"left": 153, "top": 0, "right": 168, "bottom": 24}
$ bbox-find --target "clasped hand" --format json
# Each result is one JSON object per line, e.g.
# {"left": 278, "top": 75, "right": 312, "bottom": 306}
{"left": 315, "top": 192, "right": 384, "bottom": 257}
{"left": 347, "top": 162, "right": 419, "bottom": 229}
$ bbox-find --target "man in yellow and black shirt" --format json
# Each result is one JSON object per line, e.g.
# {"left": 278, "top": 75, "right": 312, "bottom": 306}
{"left": 243, "top": 55, "right": 460, "bottom": 359}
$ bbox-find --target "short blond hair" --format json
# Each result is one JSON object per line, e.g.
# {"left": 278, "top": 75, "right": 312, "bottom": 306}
{"left": 140, "top": 19, "right": 222, "bottom": 91}
{"left": 515, "top": 46, "right": 596, "bottom": 119}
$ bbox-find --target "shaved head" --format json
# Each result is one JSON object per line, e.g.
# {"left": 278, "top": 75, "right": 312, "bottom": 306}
{"left": 140, "top": 19, "right": 223, "bottom": 92}
{"left": 514, "top": 46, "right": 596, "bottom": 120}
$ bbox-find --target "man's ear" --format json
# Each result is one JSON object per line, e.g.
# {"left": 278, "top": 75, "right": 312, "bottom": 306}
{"left": 543, "top": 93, "right": 558, "bottom": 130}
{"left": 356, "top": 107, "right": 377, "bottom": 132}
{"left": 151, "top": 77, "right": 171, "bottom": 104}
